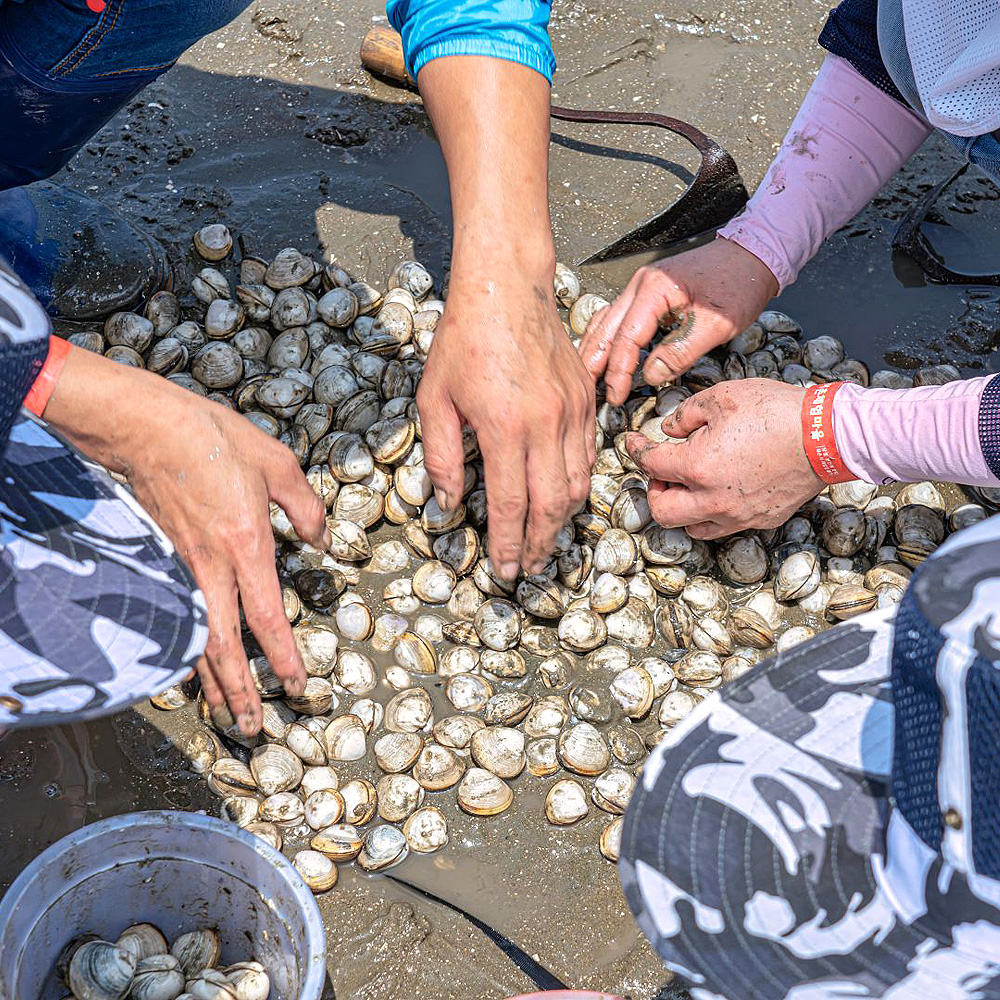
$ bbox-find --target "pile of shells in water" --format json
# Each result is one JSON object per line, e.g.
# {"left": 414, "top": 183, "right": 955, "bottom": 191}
{"left": 128, "top": 225, "right": 995, "bottom": 885}
{"left": 55, "top": 923, "right": 269, "bottom": 1000}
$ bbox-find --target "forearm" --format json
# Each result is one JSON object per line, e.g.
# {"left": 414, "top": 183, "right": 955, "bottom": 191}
{"left": 718, "top": 54, "right": 932, "bottom": 291}
{"left": 418, "top": 55, "right": 555, "bottom": 285}
{"left": 831, "top": 377, "right": 1000, "bottom": 487}
{"left": 41, "top": 343, "right": 181, "bottom": 475}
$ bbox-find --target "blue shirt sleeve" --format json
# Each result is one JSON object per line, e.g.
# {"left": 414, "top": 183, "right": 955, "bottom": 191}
{"left": 386, "top": 0, "right": 556, "bottom": 84}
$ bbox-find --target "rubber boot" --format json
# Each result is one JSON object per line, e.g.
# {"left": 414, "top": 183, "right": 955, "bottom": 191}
{"left": 0, "top": 41, "right": 170, "bottom": 319}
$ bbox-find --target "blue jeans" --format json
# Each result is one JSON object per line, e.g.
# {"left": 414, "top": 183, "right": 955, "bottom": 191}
{"left": 0, "top": 0, "right": 254, "bottom": 189}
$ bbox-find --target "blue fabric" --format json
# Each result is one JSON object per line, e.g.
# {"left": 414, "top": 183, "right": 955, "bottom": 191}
{"left": 896, "top": 528, "right": 1000, "bottom": 881}
{"left": 387, "top": 0, "right": 555, "bottom": 83}
{"left": 0, "top": 0, "right": 253, "bottom": 86}
{"left": 819, "top": 0, "right": 905, "bottom": 102}
{"left": 876, "top": 0, "right": 1000, "bottom": 184}
{"left": 0, "top": 0, "right": 253, "bottom": 188}
{"left": 979, "top": 375, "right": 1000, "bottom": 483}
{"left": 820, "top": 0, "right": 1000, "bottom": 184}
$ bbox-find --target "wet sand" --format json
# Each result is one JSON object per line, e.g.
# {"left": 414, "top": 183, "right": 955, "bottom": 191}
{"left": 3, "top": 0, "right": 999, "bottom": 997}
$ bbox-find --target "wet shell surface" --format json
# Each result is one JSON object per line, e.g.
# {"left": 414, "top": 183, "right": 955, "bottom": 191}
{"left": 457, "top": 768, "right": 514, "bottom": 816}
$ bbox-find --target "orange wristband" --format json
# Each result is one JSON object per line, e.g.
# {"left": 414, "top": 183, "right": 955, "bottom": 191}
{"left": 23, "top": 336, "right": 71, "bottom": 418}
{"left": 801, "top": 381, "right": 854, "bottom": 484}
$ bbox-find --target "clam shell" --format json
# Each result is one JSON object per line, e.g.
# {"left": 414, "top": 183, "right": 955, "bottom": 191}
{"left": 340, "top": 777, "right": 378, "bottom": 825}
{"left": 731, "top": 607, "right": 775, "bottom": 649}
{"left": 774, "top": 550, "right": 821, "bottom": 601}
{"left": 545, "top": 778, "right": 589, "bottom": 825}
{"left": 300, "top": 765, "right": 340, "bottom": 797}
{"left": 557, "top": 723, "right": 610, "bottom": 776}
{"left": 284, "top": 675, "right": 334, "bottom": 715}
{"left": 304, "top": 788, "right": 345, "bottom": 830}
{"left": 600, "top": 816, "right": 624, "bottom": 861}
{"left": 403, "top": 806, "right": 449, "bottom": 853}
{"left": 259, "top": 791, "right": 306, "bottom": 828}
{"left": 116, "top": 924, "right": 168, "bottom": 963}
{"left": 592, "top": 768, "right": 635, "bottom": 814}
{"left": 456, "top": 767, "right": 514, "bottom": 816}
{"left": 284, "top": 722, "right": 327, "bottom": 766}
{"left": 326, "top": 519, "right": 371, "bottom": 561}
{"left": 171, "top": 929, "right": 221, "bottom": 978}
{"left": 207, "top": 758, "right": 257, "bottom": 798}
{"left": 68, "top": 941, "right": 137, "bottom": 1000}
{"left": 311, "top": 822, "right": 364, "bottom": 861}
{"left": 385, "top": 687, "right": 433, "bottom": 732}
{"left": 473, "top": 599, "right": 521, "bottom": 650}
{"left": 245, "top": 821, "right": 283, "bottom": 851}
{"left": 376, "top": 773, "right": 424, "bottom": 822}
{"left": 609, "top": 666, "right": 654, "bottom": 719}
{"left": 827, "top": 583, "right": 878, "bottom": 620}
{"left": 484, "top": 691, "right": 533, "bottom": 726}
{"left": 412, "top": 744, "right": 466, "bottom": 790}
{"left": 130, "top": 955, "right": 185, "bottom": 1000}
{"left": 294, "top": 849, "right": 339, "bottom": 893}
{"left": 412, "top": 560, "right": 457, "bottom": 604}
{"left": 334, "top": 648, "right": 377, "bottom": 691}
{"left": 445, "top": 672, "right": 493, "bottom": 712}
{"left": 433, "top": 714, "right": 486, "bottom": 749}
{"left": 324, "top": 714, "right": 367, "bottom": 761}
{"left": 526, "top": 737, "right": 560, "bottom": 776}
{"left": 358, "top": 824, "right": 409, "bottom": 871}
{"left": 717, "top": 535, "right": 768, "bottom": 584}
{"left": 225, "top": 962, "right": 270, "bottom": 1000}
{"left": 557, "top": 607, "right": 607, "bottom": 652}
{"left": 250, "top": 744, "right": 303, "bottom": 796}
{"left": 470, "top": 726, "right": 526, "bottom": 779}
{"left": 374, "top": 731, "right": 424, "bottom": 773}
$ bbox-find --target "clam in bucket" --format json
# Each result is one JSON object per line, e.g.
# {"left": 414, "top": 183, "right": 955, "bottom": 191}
{"left": 0, "top": 810, "right": 326, "bottom": 1000}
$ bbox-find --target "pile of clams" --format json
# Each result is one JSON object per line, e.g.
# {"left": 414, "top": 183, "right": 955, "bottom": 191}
{"left": 121, "top": 225, "right": 988, "bottom": 884}
{"left": 56, "top": 924, "right": 269, "bottom": 1000}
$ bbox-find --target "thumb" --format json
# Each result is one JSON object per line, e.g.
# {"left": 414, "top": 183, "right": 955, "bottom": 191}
{"left": 267, "top": 451, "right": 327, "bottom": 548}
{"left": 642, "top": 310, "right": 728, "bottom": 387}
{"left": 416, "top": 384, "right": 465, "bottom": 511}
{"left": 661, "top": 396, "right": 710, "bottom": 439}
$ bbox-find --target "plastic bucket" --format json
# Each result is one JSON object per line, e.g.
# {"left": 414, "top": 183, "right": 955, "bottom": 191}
{"left": 0, "top": 810, "right": 326, "bottom": 1000}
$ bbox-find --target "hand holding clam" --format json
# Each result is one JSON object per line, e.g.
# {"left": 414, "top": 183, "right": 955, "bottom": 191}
{"left": 414, "top": 277, "right": 595, "bottom": 579}
{"left": 44, "top": 346, "right": 330, "bottom": 735}
{"left": 624, "top": 380, "right": 824, "bottom": 538}
{"left": 578, "top": 238, "right": 778, "bottom": 404}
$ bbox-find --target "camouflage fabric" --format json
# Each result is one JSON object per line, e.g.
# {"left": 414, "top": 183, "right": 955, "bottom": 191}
{"left": 620, "top": 515, "right": 1000, "bottom": 999}
{"left": 0, "top": 255, "right": 207, "bottom": 729}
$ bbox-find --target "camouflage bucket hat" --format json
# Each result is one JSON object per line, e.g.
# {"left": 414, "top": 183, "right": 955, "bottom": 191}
{"left": 620, "top": 514, "right": 1000, "bottom": 999}
{"left": 0, "top": 259, "right": 207, "bottom": 730}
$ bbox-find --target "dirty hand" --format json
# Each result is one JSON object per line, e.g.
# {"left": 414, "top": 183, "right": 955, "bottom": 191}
{"left": 579, "top": 237, "right": 778, "bottom": 405}
{"left": 625, "top": 379, "right": 824, "bottom": 538}
{"left": 45, "top": 346, "right": 328, "bottom": 734}
{"left": 418, "top": 276, "right": 596, "bottom": 579}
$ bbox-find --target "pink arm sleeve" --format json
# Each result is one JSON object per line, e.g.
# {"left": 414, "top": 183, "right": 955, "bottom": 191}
{"left": 717, "top": 54, "right": 932, "bottom": 292}
{"left": 832, "top": 378, "right": 1000, "bottom": 487}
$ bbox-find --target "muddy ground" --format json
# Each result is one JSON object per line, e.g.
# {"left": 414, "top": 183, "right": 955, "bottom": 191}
{"left": 2, "top": 0, "right": 999, "bottom": 997}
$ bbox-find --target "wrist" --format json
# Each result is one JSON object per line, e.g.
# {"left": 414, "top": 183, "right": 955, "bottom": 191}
{"left": 801, "top": 382, "right": 857, "bottom": 484}
{"left": 451, "top": 227, "right": 556, "bottom": 287}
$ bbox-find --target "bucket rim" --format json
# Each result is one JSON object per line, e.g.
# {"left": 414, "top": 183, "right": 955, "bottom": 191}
{"left": 0, "top": 809, "right": 327, "bottom": 998}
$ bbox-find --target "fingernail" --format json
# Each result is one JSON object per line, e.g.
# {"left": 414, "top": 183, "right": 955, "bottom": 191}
{"left": 527, "top": 561, "right": 546, "bottom": 576}
{"left": 239, "top": 711, "right": 257, "bottom": 734}
{"left": 322, "top": 527, "right": 333, "bottom": 552}
{"left": 645, "top": 359, "right": 671, "bottom": 385}
{"left": 284, "top": 676, "right": 304, "bottom": 697}
{"left": 498, "top": 561, "right": 520, "bottom": 582}
{"left": 435, "top": 488, "right": 451, "bottom": 511}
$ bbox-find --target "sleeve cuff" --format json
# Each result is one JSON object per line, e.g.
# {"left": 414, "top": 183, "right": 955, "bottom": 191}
{"left": 978, "top": 374, "right": 1000, "bottom": 481}
{"left": 411, "top": 37, "right": 555, "bottom": 82}
{"left": 714, "top": 226, "right": 790, "bottom": 293}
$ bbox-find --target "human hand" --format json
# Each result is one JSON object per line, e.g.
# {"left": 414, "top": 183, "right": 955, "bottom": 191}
{"left": 625, "top": 379, "right": 823, "bottom": 538}
{"left": 579, "top": 237, "right": 778, "bottom": 405}
{"left": 417, "top": 274, "right": 596, "bottom": 579}
{"left": 45, "top": 347, "right": 328, "bottom": 734}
